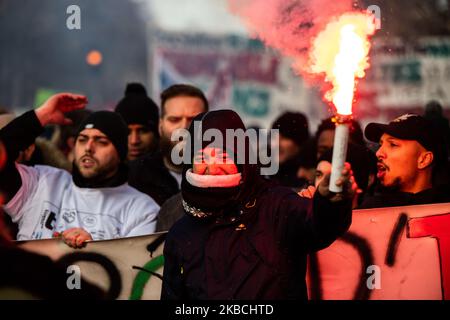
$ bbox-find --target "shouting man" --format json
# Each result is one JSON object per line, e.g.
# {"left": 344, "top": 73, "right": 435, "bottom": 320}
{"left": 360, "top": 113, "right": 450, "bottom": 208}
{"left": 0, "top": 93, "right": 160, "bottom": 247}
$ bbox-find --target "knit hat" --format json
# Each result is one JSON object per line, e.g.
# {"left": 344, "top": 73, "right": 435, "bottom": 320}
{"left": 181, "top": 110, "right": 266, "bottom": 215}
{"left": 115, "top": 83, "right": 159, "bottom": 135}
{"left": 272, "top": 112, "right": 310, "bottom": 147}
{"left": 76, "top": 111, "right": 128, "bottom": 161}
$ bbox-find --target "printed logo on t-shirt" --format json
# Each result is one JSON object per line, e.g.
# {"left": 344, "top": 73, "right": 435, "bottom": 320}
{"left": 31, "top": 202, "right": 59, "bottom": 239}
{"left": 62, "top": 210, "right": 76, "bottom": 223}
{"left": 45, "top": 211, "right": 57, "bottom": 230}
{"left": 82, "top": 215, "right": 98, "bottom": 228}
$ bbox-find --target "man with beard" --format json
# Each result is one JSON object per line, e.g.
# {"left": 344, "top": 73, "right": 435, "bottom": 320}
{"left": 161, "top": 110, "right": 355, "bottom": 300}
{"left": 0, "top": 93, "right": 160, "bottom": 247}
{"left": 128, "top": 84, "right": 208, "bottom": 206}
{"left": 359, "top": 113, "right": 450, "bottom": 208}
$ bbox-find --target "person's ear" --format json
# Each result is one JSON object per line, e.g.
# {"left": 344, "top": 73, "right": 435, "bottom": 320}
{"left": 418, "top": 151, "right": 433, "bottom": 170}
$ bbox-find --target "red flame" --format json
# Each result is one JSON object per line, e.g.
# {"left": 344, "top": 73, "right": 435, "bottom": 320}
{"left": 227, "top": 1, "right": 376, "bottom": 115}
{"left": 307, "top": 13, "right": 376, "bottom": 115}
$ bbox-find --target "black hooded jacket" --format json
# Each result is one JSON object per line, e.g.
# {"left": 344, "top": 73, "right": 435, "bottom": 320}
{"left": 161, "top": 110, "right": 352, "bottom": 300}
{"left": 128, "top": 151, "right": 180, "bottom": 206}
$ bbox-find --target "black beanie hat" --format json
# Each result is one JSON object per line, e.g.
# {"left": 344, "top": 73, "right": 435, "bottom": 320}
{"left": 115, "top": 83, "right": 159, "bottom": 134}
{"left": 76, "top": 111, "right": 128, "bottom": 161}
{"left": 272, "top": 112, "right": 310, "bottom": 147}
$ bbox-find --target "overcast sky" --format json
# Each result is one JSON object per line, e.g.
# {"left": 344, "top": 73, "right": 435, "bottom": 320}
{"left": 138, "top": 0, "right": 248, "bottom": 35}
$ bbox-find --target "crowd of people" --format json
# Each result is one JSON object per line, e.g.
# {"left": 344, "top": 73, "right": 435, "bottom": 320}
{"left": 273, "top": 105, "right": 450, "bottom": 209}
{"left": 0, "top": 82, "right": 449, "bottom": 299}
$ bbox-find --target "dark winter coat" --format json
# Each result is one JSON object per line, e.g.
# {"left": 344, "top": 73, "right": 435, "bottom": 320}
{"left": 128, "top": 151, "right": 180, "bottom": 206}
{"left": 161, "top": 109, "right": 352, "bottom": 300}
{"left": 156, "top": 192, "right": 184, "bottom": 232}
{"left": 358, "top": 186, "right": 450, "bottom": 209}
{"left": 161, "top": 184, "right": 352, "bottom": 300}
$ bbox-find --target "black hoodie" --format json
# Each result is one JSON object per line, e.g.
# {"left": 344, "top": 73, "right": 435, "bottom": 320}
{"left": 180, "top": 110, "right": 268, "bottom": 215}
{"left": 161, "top": 110, "right": 352, "bottom": 300}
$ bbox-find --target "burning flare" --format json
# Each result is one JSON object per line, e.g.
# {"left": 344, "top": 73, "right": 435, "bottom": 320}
{"left": 308, "top": 13, "right": 376, "bottom": 115}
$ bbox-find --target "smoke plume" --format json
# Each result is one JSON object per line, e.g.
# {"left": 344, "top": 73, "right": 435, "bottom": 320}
{"left": 229, "top": 0, "right": 354, "bottom": 68}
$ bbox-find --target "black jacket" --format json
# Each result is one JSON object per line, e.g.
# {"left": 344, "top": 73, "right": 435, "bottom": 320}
{"left": 0, "top": 111, "right": 42, "bottom": 202}
{"left": 270, "top": 157, "right": 306, "bottom": 190}
{"left": 156, "top": 192, "right": 184, "bottom": 232}
{"left": 128, "top": 151, "right": 180, "bottom": 206}
{"left": 358, "top": 186, "right": 450, "bottom": 209}
{"left": 161, "top": 185, "right": 352, "bottom": 300}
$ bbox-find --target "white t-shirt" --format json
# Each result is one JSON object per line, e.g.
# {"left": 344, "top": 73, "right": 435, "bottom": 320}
{"left": 3, "top": 164, "right": 160, "bottom": 241}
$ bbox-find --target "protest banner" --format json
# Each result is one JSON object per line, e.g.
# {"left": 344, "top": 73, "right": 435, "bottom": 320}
{"left": 19, "top": 202, "right": 450, "bottom": 300}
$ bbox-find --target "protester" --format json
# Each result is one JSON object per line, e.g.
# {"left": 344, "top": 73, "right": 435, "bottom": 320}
{"left": 1, "top": 113, "right": 73, "bottom": 238}
{"left": 128, "top": 84, "right": 208, "bottom": 206}
{"left": 115, "top": 83, "right": 160, "bottom": 161}
{"left": 315, "top": 117, "right": 365, "bottom": 159}
{"left": 359, "top": 113, "right": 450, "bottom": 208}
{"left": 56, "top": 109, "right": 93, "bottom": 169}
{"left": 0, "top": 140, "right": 105, "bottom": 299}
{"left": 298, "top": 143, "right": 377, "bottom": 208}
{"left": 0, "top": 93, "right": 160, "bottom": 247}
{"left": 270, "top": 111, "right": 310, "bottom": 189}
{"left": 161, "top": 109, "right": 356, "bottom": 299}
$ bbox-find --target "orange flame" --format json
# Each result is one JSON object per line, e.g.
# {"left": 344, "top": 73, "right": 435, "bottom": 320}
{"left": 308, "top": 13, "right": 376, "bottom": 115}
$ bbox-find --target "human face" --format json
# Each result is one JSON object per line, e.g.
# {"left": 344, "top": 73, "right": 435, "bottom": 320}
{"left": 159, "top": 96, "right": 206, "bottom": 165}
{"left": 375, "top": 133, "right": 430, "bottom": 192}
{"left": 192, "top": 147, "right": 238, "bottom": 175}
{"left": 160, "top": 96, "right": 206, "bottom": 140}
{"left": 317, "top": 129, "right": 335, "bottom": 159}
{"left": 278, "top": 135, "right": 300, "bottom": 164}
{"left": 127, "top": 124, "right": 157, "bottom": 160}
{"left": 74, "top": 128, "right": 120, "bottom": 180}
{"left": 315, "top": 160, "right": 332, "bottom": 188}
{"left": 297, "top": 166, "right": 316, "bottom": 186}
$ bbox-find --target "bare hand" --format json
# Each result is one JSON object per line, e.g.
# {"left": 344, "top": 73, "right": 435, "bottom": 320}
{"left": 58, "top": 228, "right": 93, "bottom": 249}
{"left": 298, "top": 185, "right": 316, "bottom": 199}
{"left": 35, "top": 93, "right": 88, "bottom": 126}
{"left": 317, "top": 162, "right": 357, "bottom": 202}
